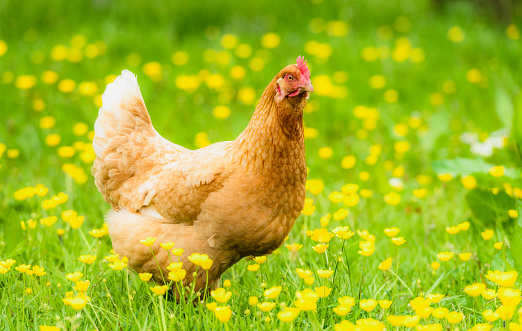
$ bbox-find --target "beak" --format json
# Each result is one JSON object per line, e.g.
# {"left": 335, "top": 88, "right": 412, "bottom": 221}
{"left": 301, "top": 81, "right": 314, "bottom": 93}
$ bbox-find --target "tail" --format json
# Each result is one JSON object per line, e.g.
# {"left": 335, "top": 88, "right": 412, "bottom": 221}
{"left": 93, "top": 70, "right": 153, "bottom": 158}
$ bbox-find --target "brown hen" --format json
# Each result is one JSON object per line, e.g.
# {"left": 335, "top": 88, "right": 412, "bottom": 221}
{"left": 92, "top": 56, "right": 313, "bottom": 297}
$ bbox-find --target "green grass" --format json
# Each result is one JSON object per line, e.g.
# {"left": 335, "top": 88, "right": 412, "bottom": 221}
{"left": 1, "top": 0, "right": 522, "bottom": 329}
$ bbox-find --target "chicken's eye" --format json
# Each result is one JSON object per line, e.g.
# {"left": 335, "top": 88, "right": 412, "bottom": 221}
{"left": 286, "top": 74, "right": 294, "bottom": 81}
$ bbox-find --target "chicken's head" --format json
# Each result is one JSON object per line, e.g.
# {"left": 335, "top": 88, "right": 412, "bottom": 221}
{"left": 275, "top": 56, "right": 314, "bottom": 102}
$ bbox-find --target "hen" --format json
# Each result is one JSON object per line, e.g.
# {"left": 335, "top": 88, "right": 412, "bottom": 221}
{"left": 92, "top": 56, "right": 313, "bottom": 296}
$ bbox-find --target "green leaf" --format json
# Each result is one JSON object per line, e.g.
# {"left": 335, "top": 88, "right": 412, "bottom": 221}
{"left": 495, "top": 88, "right": 513, "bottom": 131}
{"left": 490, "top": 246, "right": 516, "bottom": 272}
{"left": 465, "top": 189, "right": 515, "bottom": 225}
{"left": 432, "top": 158, "right": 520, "bottom": 179}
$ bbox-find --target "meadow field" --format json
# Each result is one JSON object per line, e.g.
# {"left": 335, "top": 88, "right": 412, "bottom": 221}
{"left": 1, "top": 0, "right": 522, "bottom": 329}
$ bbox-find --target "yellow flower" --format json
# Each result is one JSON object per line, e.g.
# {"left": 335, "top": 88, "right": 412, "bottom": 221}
{"left": 58, "top": 79, "right": 76, "bottom": 93}
{"left": 341, "top": 155, "right": 356, "bottom": 169}
{"left": 78, "top": 255, "right": 96, "bottom": 264}
{"left": 108, "top": 258, "right": 127, "bottom": 271}
{"left": 432, "top": 307, "right": 449, "bottom": 319}
{"left": 139, "top": 273, "right": 153, "bottom": 282}
{"left": 318, "top": 147, "right": 333, "bottom": 159}
{"left": 446, "top": 311, "right": 463, "bottom": 324}
{"left": 387, "top": 315, "right": 406, "bottom": 326}
{"left": 410, "top": 297, "right": 430, "bottom": 310}
{"left": 160, "top": 242, "right": 175, "bottom": 251}
{"left": 296, "top": 268, "right": 312, "bottom": 279}
{"left": 285, "top": 243, "right": 303, "bottom": 252}
{"left": 448, "top": 26, "right": 465, "bottom": 42}
{"left": 464, "top": 283, "right": 486, "bottom": 297}
{"left": 481, "top": 229, "right": 494, "bottom": 240}
{"left": 355, "top": 318, "right": 386, "bottom": 330}
{"left": 317, "top": 269, "right": 334, "bottom": 279}
{"left": 188, "top": 253, "right": 211, "bottom": 266}
{"left": 509, "top": 209, "right": 518, "bottom": 218}
{"left": 223, "top": 279, "right": 231, "bottom": 287}
{"left": 200, "top": 258, "right": 213, "bottom": 270}
{"left": 206, "top": 302, "right": 217, "bottom": 311}
{"left": 304, "top": 276, "right": 315, "bottom": 285}
{"left": 431, "top": 261, "right": 440, "bottom": 270}
{"left": 16, "top": 75, "right": 37, "bottom": 90}
{"left": 496, "top": 304, "right": 516, "bottom": 320}
{"left": 104, "top": 254, "right": 119, "bottom": 263}
{"left": 277, "top": 307, "right": 300, "bottom": 322}
{"left": 358, "top": 241, "right": 375, "bottom": 256}
{"left": 214, "top": 306, "right": 232, "bottom": 323}
{"left": 402, "top": 315, "right": 420, "bottom": 327}
{"left": 426, "top": 293, "right": 445, "bottom": 304}
{"left": 493, "top": 242, "right": 504, "bottom": 250}
{"left": 489, "top": 166, "right": 504, "bottom": 177}
{"left": 140, "top": 237, "right": 156, "bottom": 246}
{"left": 172, "top": 248, "right": 184, "bottom": 257}
{"left": 294, "top": 288, "right": 319, "bottom": 311}
{"left": 498, "top": 287, "right": 521, "bottom": 306}
{"left": 264, "top": 286, "right": 282, "bottom": 299}
{"left": 65, "top": 271, "right": 83, "bottom": 282}
{"left": 482, "top": 309, "right": 500, "bottom": 322}
{"left": 333, "top": 208, "right": 349, "bottom": 221}
{"left": 384, "top": 192, "right": 401, "bottom": 205}
{"left": 416, "top": 307, "right": 434, "bottom": 318}
{"left": 89, "top": 228, "right": 107, "bottom": 238}
{"left": 312, "top": 243, "right": 329, "bottom": 254}
{"left": 445, "top": 226, "right": 460, "bottom": 234}
{"left": 413, "top": 188, "right": 427, "bottom": 199}
{"left": 436, "top": 251, "right": 454, "bottom": 262}
{"left": 332, "top": 226, "right": 354, "bottom": 239}
{"left": 481, "top": 288, "right": 497, "bottom": 300}
{"left": 253, "top": 256, "right": 267, "bottom": 264}
{"left": 26, "top": 288, "right": 32, "bottom": 294}
{"left": 359, "top": 299, "right": 378, "bottom": 312}
{"left": 338, "top": 296, "right": 355, "bottom": 307}
{"left": 461, "top": 175, "right": 477, "bottom": 189}
{"left": 67, "top": 296, "right": 87, "bottom": 310}
{"left": 149, "top": 285, "right": 169, "bottom": 296}
{"left": 257, "top": 301, "right": 276, "bottom": 312}
{"left": 458, "top": 222, "right": 470, "bottom": 231}
{"left": 379, "top": 299, "right": 393, "bottom": 309}
{"left": 437, "top": 173, "right": 453, "bottom": 182}
{"left": 75, "top": 280, "right": 90, "bottom": 292}
{"left": 384, "top": 227, "right": 400, "bottom": 237}
{"left": 168, "top": 269, "right": 186, "bottom": 282}
{"left": 301, "top": 198, "right": 316, "bottom": 216}
{"left": 314, "top": 286, "right": 331, "bottom": 298}
{"left": 378, "top": 257, "right": 392, "bottom": 271}
{"left": 306, "top": 179, "right": 324, "bottom": 195}
{"left": 417, "top": 324, "right": 444, "bottom": 331}
{"left": 212, "top": 105, "right": 231, "bottom": 119}
{"left": 391, "top": 237, "right": 406, "bottom": 246}
{"left": 485, "top": 270, "right": 518, "bottom": 287}
{"left": 211, "top": 288, "right": 232, "bottom": 303}
{"left": 39, "top": 327, "right": 60, "bottom": 331}
{"left": 42, "top": 70, "right": 58, "bottom": 84}
{"left": 171, "top": 51, "right": 189, "bottom": 66}
{"left": 142, "top": 62, "right": 163, "bottom": 81}
{"left": 459, "top": 253, "right": 472, "bottom": 261}
{"left": 247, "top": 264, "right": 260, "bottom": 272}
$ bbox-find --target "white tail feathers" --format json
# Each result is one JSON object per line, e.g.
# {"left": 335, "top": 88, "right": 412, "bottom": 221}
{"left": 93, "top": 70, "right": 148, "bottom": 157}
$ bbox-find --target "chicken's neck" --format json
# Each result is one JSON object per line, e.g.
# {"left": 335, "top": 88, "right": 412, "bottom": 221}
{"left": 233, "top": 80, "right": 306, "bottom": 175}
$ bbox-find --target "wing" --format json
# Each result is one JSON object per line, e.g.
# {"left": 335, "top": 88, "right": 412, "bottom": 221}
{"left": 92, "top": 70, "right": 232, "bottom": 224}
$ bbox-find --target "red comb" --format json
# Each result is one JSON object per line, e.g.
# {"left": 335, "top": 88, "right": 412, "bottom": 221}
{"left": 296, "top": 56, "right": 310, "bottom": 80}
